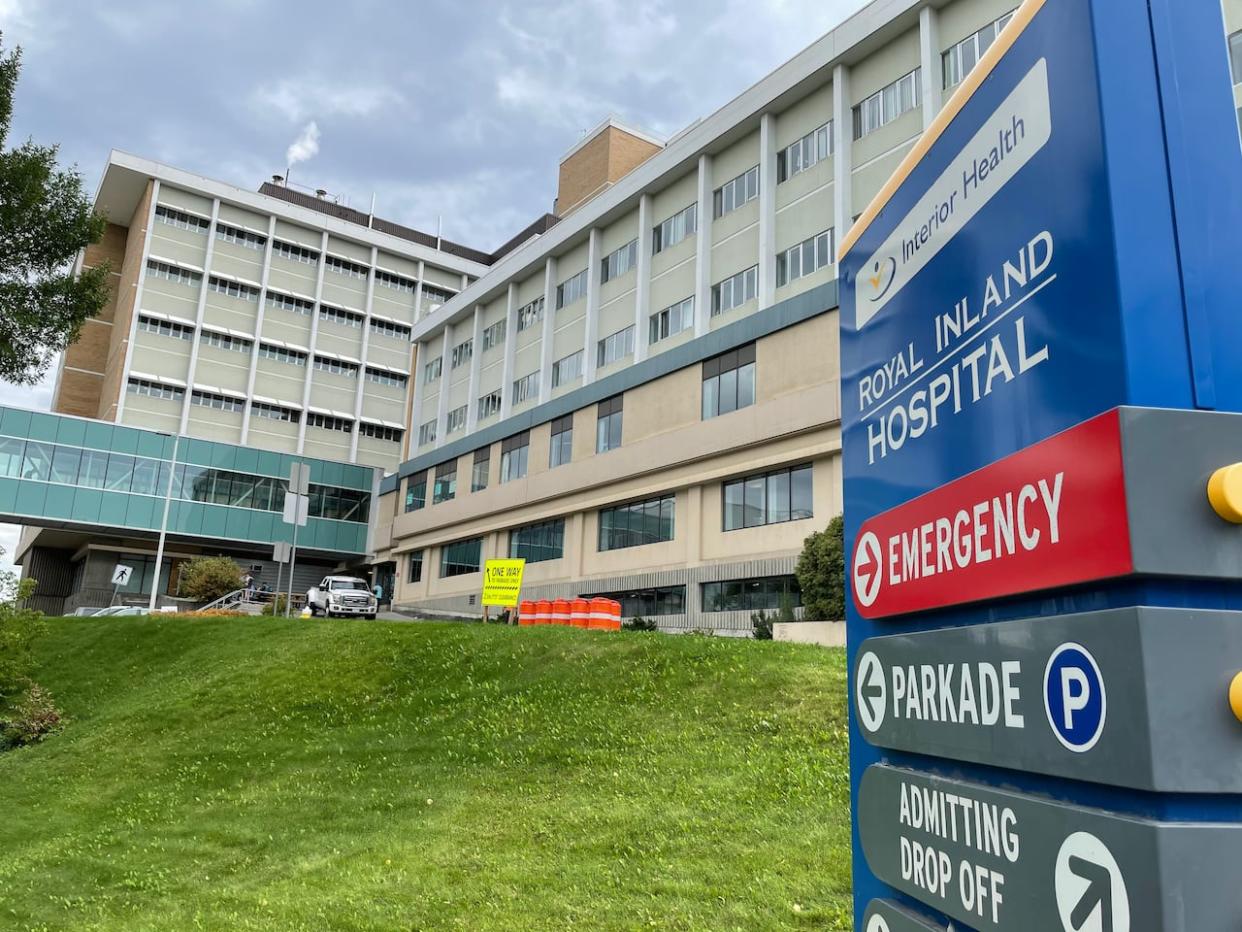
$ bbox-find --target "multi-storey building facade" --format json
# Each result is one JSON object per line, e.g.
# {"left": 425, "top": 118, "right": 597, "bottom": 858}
{"left": 374, "top": 0, "right": 1242, "bottom": 631}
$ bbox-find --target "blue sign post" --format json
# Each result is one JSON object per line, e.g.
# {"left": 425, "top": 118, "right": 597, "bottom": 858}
{"left": 840, "top": 0, "right": 1242, "bottom": 927}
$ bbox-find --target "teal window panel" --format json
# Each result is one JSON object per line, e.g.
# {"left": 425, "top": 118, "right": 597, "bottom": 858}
{"left": 172, "top": 501, "right": 204, "bottom": 537}
{"left": 185, "top": 438, "right": 214, "bottom": 469}
{"left": 199, "top": 506, "right": 228, "bottom": 539}
{"left": 224, "top": 508, "right": 251, "bottom": 542}
{"left": 342, "top": 525, "right": 366, "bottom": 553}
{"left": 125, "top": 495, "right": 158, "bottom": 530}
{"left": 72, "top": 488, "right": 103, "bottom": 524}
{"left": 232, "top": 446, "right": 259, "bottom": 475}
{"left": 16, "top": 480, "right": 47, "bottom": 514}
{"left": 98, "top": 491, "right": 128, "bottom": 525}
{"left": 0, "top": 408, "right": 32, "bottom": 438}
{"left": 54, "top": 418, "right": 87, "bottom": 448}
{"left": 248, "top": 510, "right": 276, "bottom": 544}
{"left": 108, "top": 427, "right": 139, "bottom": 455}
{"left": 136, "top": 431, "right": 169, "bottom": 459}
{"left": 210, "top": 443, "right": 234, "bottom": 469}
{"left": 26, "top": 413, "right": 58, "bottom": 443}
{"left": 323, "top": 462, "right": 346, "bottom": 488}
{"left": 83, "top": 421, "right": 115, "bottom": 453}
{"left": 0, "top": 476, "right": 18, "bottom": 513}
{"left": 257, "top": 450, "right": 284, "bottom": 478}
{"left": 41, "top": 485, "right": 76, "bottom": 521}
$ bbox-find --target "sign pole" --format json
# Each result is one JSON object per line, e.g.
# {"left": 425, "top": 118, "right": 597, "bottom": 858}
{"left": 283, "top": 463, "right": 310, "bottom": 618}
{"left": 148, "top": 431, "right": 181, "bottom": 612}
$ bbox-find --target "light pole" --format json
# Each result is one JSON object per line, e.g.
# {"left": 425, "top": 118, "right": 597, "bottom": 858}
{"left": 149, "top": 431, "right": 181, "bottom": 612}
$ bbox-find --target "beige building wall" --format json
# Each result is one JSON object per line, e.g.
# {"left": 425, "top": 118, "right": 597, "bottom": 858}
{"left": 557, "top": 123, "right": 663, "bottom": 217}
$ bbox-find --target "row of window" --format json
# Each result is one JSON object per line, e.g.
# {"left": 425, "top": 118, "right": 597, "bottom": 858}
{"left": 600, "top": 240, "right": 638, "bottom": 284}
{"left": 853, "top": 67, "right": 922, "bottom": 139}
{"left": 552, "top": 350, "right": 584, "bottom": 389}
{"left": 943, "top": 10, "right": 1016, "bottom": 90}
{"left": 776, "top": 229, "right": 834, "bottom": 288}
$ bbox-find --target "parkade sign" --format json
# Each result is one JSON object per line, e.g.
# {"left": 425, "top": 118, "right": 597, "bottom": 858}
{"left": 839, "top": 0, "right": 1242, "bottom": 928}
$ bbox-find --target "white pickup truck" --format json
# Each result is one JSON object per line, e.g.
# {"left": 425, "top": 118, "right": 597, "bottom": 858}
{"left": 306, "top": 576, "right": 378, "bottom": 619}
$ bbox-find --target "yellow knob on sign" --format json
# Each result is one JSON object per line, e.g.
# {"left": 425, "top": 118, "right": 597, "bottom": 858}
{"left": 1231, "top": 673, "right": 1242, "bottom": 725}
{"left": 1207, "top": 463, "right": 1242, "bottom": 524}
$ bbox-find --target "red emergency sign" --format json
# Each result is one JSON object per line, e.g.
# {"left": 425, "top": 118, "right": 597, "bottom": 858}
{"left": 851, "top": 410, "right": 1134, "bottom": 619}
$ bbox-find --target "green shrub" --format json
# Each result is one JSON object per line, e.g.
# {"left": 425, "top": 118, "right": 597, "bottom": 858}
{"left": 795, "top": 515, "right": 845, "bottom": 621}
{"left": 751, "top": 611, "right": 774, "bottom": 640}
{"left": 1, "top": 683, "right": 62, "bottom": 748}
{"left": 178, "top": 556, "right": 244, "bottom": 604}
{"left": 260, "top": 595, "right": 289, "bottom": 616}
{"left": 623, "top": 615, "right": 658, "bottom": 632}
{"left": 0, "top": 558, "right": 60, "bottom": 749}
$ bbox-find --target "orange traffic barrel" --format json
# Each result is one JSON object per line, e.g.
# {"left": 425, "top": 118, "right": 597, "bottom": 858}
{"left": 608, "top": 599, "right": 623, "bottom": 631}
{"left": 535, "top": 600, "right": 552, "bottom": 625}
{"left": 570, "top": 598, "right": 590, "bottom": 628}
{"left": 518, "top": 600, "right": 536, "bottom": 626}
{"left": 551, "top": 598, "right": 571, "bottom": 626}
{"left": 588, "top": 597, "right": 611, "bottom": 630}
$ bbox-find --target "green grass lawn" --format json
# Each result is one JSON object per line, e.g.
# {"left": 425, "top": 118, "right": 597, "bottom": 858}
{"left": 0, "top": 618, "right": 851, "bottom": 931}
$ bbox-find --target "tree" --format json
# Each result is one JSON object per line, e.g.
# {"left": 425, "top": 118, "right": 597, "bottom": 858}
{"left": 178, "top": 556, "right": 244, "bottom": 604}
{"left": 0, "top": 34, "right": 108, "bottom": 385}
{"left": 0, "top": 547, "right": 61, "bottom": 749}
{"left": 795, "top": 515, "right": 845, "bottom": 621}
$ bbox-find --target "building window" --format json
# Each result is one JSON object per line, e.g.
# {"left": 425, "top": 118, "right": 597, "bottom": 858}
{"left": 702, "top": 575, "right": 802, "bottom": 613}
{"left": 596, "top": 395, "right": 623, "bottom": 453}
{"left": 320, "top": 305, "right": 364, "bottom": 328}
{"left": 359, "top": 422, "right": 403, "bottom": 443}
{"left": 854, "top": 68, "right": 922, "bottom": 139}
{"left": 272, "top": 240, "right": 320, "bottom": 264}
{"left": 440, "top": 537, "right": 483, "bottom": 577}
{"left": 702, "top": 344, "right": 756, "bottom": 419}
{"left": 597, "top": 325, "right": 635, "bottom": 369}
{"left": 215, "top": 223, "right": 266, "bottom": 250}
{"left": 446, "top": 405, "right": 468, "bottom": 435}
{"left": 509, "top": 519, "right": 565, "bottom": 563}
{"left": 598, "top": 493, "right": 675, "bottom": 551}
{"left": 432, "top": 461, "right": 457, "bottom": 504}
{"left": 556, "top": 269, "right": 588, "bottom": 310}
{"left": 259, "top": 342, "right": 307, "bottom": 366}
{"left": 477, "top": 390, "right": 502, "bottom": 422}
{"left": 516, "top": 296, "right": 545, "bottom": 332}
{"left": 200, "top": 330, "right": 253, "bottom": 354}
{"left": 424, "top": 357, "right": 443, "bottom": 384}
{"left": 943, "top": 10, "right": 1017, "bottom": 89}
{"left": 405, "top": 472, "right": 427, "bottom": 511}
{"left": 422, "top": 285, "right": 454, "bottom": 308}
{"left": 126, "top": 377, "right": 184, "bottom": 402}
{"left": 190, "top": 389, "right": 244, "bottom": 413}
{"left": 600, "top": 240, "right": 638, "bottom": 283}
{"left": 471, "top": 447, "right": 490, "bottom": 492}
{"left": 482, "top": 319, "right": 506, "bottom": 351}
{"left": 652, "top": 203, "right": 697, "bottom": 254}
{"left": 313, "top": 355, "right": 360, "bottom": 379}
{"left": 549, "top": 414, "right": 572, "bottom": 468}
{"left": 325, "top": 254, "right": 370, "bottom": 279}
{"left": 649, "top": 296, "right": 695, "bottom": 345}
{"left": 1232, "top": 30, "right": 1242, "bottom": 85}
{"left": 722, "top": 463, "right": 813, "bottom": 531}
{"left": 512, "top": 371, "right": 540, "bottom": 405}
{"left": 370, "top": 317, "right": 411, "bottom": 340}
{"left": 138, "top": 315, "right": 194, "bottom": 341}
{"left": 552, "top": 350, "right": 583, "bottom": 388}
{"left": 146, "top": 259, "right": 202, "bottom": 288}
{"left": 407, "top": 550, "right": 424, "bottom": 583}
{"left": 713, "top": 166, "right": 759, "bottom": 218}
{"left": 777, "top": 229, "right": 834, "bottom": 287}
{"left": 250, "top": 401, "right": 300, "bottom": 422}
{"left": 584, "top": 585, "right": 686, "bottom": 618}
{"left": 777, "top": 122, "right": 833, "bottom": 183}
{"left": 451, "top": 339, "right": 473, "bottom": 369}
{"left": 208, "top": 276, "right": 259, "bottom": 302}
{"left": 376, "top": 269, "right": 418, "bottom": 293}
{"left": 500, "top": 431, "right": 530, "bottom": 483}
{"left": 306, "top": 412, "right": 353, "bottom": 433}
{"left": 418, "top": 420, "right": 437, "bottom": 446}
{"left": 711, "top": 265, "right": 758, "bottom": 316}
{"left": 154, "top": 204, "right": 210, "bottom": 233}
{"left": 267, "top": 291, "right": 314, "bottom": 316}
{"left": 364, "top": 366, "right": 408, "bottom": 388}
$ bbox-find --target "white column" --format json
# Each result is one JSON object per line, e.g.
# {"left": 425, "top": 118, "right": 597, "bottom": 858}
{"left": 634, "top": 193, "right": 653, "bottom": 362}
{"left": 177, "top": 198, "right": 222, "bottom": 435}
{"left": 435, "top": 321, "right": 452, "bottom": 447}
{"left": 582, "top": 228, "right": 601, "bottom": 384}
{"left": 413, "top": 260, "right": 426, "bottom": 321}
{"left": 465, "top": 305, "right": 484, "bottom": 432}
{"left": 348, "top": 245, "right": 379, "bottom": 462}
{"left": 920, "top": 7, "right": 943, "bottom": 129}
{"left": 833, "top": 64, "right": 854, "bottom": 242}
{"left": 758, "top": 112, "right": 778, "bottom": 309}
{"left": 694, "top": 154, "right": 712, "bottom": 336}
{"left": 500, "top": 283, "right": 518, "bottom": 419}
{"left": 409, "top": 339, "right": 425, "bottom": 454}
{"left": 239, "top": 214, "right": 278, "bottom": 446}
{"left": 538, "top": 257, "right": 556, "bottom": 403}
{"left": 296, "top": 231, "right": 331, "bottom": 453}
{"left": 114, "top": 179, "right": 161, "bottom": 422}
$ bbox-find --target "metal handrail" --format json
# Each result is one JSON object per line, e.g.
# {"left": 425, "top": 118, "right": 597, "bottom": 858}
{"left": 198, "top": 588, "right": 247, "bottom": 612}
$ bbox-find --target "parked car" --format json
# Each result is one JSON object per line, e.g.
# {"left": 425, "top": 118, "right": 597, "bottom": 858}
{"left": 89, "top": 606, "right": 151, "bottom": 616}
{"left": 306, "top": 576, "right": 377, "bottom": 619}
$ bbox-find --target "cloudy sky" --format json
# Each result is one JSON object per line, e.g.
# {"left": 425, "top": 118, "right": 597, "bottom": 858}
{"left": 0, "top": 0, "right": 867, "bottom": 574}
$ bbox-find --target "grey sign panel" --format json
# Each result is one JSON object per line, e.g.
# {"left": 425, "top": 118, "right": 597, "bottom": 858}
{"left": 854, "top": 606, "right": 1242, "bottom": 792}
{"left": 863, "top": 899, "right": 947, "bottom": 932}
{"left": 860, "top": 765, "right": 1242, "bottom": 931}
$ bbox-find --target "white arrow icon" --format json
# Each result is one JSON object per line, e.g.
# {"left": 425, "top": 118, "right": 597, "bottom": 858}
{"left": 853, "top": 531, "right": 883, "bottom": 608}
{"left": 1055, "top": 832, "right": 1129, "bottom": 932}
{"left": 865, "top": 916, "right": 890, "bottom": 932}
{"left": 856, "top": 651, "right": 887, "bottom": 732}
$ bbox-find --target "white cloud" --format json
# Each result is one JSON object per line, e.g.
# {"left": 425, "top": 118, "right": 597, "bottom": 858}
{"left": 286, "top": 120, "right": 320, "bottom": 166}
{"left": 250, "top": 77, "right": 407, "bottom": 124}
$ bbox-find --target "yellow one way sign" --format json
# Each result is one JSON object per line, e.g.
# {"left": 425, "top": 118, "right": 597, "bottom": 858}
{"left": 482, "top": 559, "right": 526, "bottom": 607}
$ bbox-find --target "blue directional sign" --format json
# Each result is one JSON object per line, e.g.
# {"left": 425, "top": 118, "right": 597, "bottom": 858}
{"left": 1043, "top": 643, "right": 1106, "bottom": 753}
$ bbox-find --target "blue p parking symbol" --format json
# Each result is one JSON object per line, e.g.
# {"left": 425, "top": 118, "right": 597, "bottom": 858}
{"left": 1044, "top": 643, "right": 1106, "bottom": 753}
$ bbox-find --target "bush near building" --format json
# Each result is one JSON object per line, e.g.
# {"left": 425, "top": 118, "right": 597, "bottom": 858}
{"left": 177, "top": 556, "right": 245, "bottom": 604}
{"left": 795, "top": 515, "right": 846, "bottom": 622}
{"left": 0, "top": 561, "right": 62, "bottom": 749}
